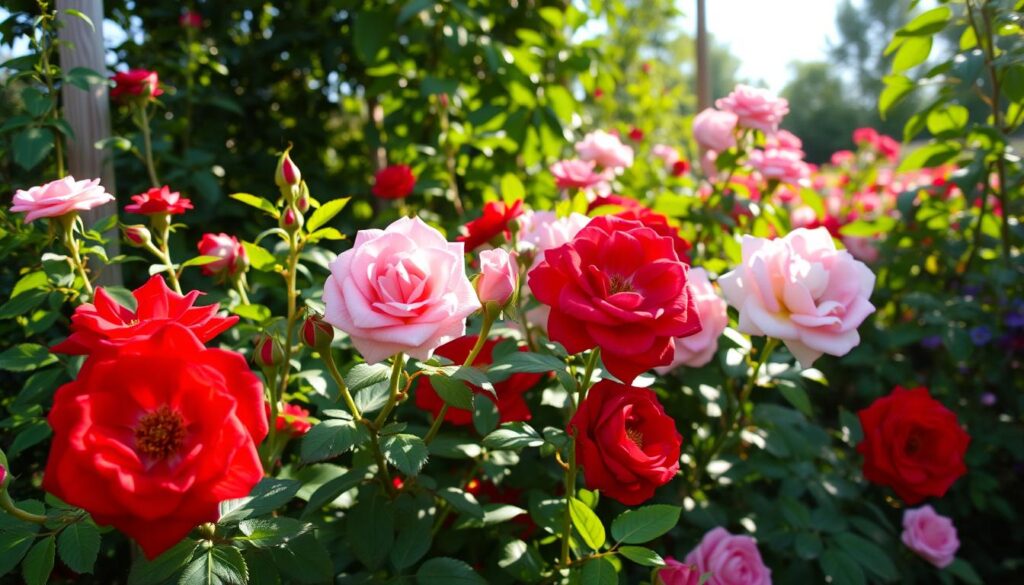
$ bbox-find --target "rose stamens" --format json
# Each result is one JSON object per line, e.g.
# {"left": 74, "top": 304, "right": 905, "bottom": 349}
{"left": 135, "top": 405, "right": 186, "bottom": 460}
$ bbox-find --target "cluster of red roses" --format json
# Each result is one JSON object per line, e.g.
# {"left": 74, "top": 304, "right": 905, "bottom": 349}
{"left": 45, "top": 277, "right": 266, "bottom": 559}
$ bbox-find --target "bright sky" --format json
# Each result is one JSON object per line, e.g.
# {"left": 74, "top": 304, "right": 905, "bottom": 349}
{"left": 678, "top": 0, "right": 840, "bottom": 93}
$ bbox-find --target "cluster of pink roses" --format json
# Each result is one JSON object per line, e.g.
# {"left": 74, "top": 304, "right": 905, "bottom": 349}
{"left": 549, "top": 129, "right": 635, "bottom": 196}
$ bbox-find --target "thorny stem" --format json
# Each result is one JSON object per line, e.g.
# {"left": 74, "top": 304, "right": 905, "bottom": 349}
{"left": 423, "top": 316, "right": 495, "bottom": 445}
{"left": 135, "top": 105, "right": 160, "bottom": 187}
{"left": 61, "top": 217, "right": 93, "bottom": 297}
{"left": 321, "top": 348, "right": 361, "bottom": 421}
{"left": 560, "top": 348, "right": 601, "bottom": 567}
{"left": 374, "top": 353, "right": 406, "bottom": 429}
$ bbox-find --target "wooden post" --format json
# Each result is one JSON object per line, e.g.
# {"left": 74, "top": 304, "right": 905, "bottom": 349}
{"left": 57, "top": 0, "right": 121, "bottom": 286}
{"left": 696, "top": 0, "right": 711, "bottom": 112}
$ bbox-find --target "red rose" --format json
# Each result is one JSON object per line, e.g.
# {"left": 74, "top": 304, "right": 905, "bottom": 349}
{"left": 528, "top": 215, "right": 701, "bottom": 382}
{"left": 51, "top": 276, "right": 237, "bottom": 355}
{"left": 671, "top": 159, "right": 691, "bottom": 177}
{"left": 456, "top": 199, "right": 524, "bottom": 251}
{"left": 569, "top": 380, "right": 681, "bottom": 505}
{"left": 857, "top": 386, "right": 970, "bottom": 505}
{"left": 588, "top": 195, "right": 692, "bottom": 263}
{"left": 415, "top": 335, "right": 541, "bottom": 426}
{"left": 125, "top": 185, "right": 193, "bottom": 216}
{"left": 876, "top": 135, "right": 901, "bottom": 161}
{"left": 110, "top": 69, "right": 163, "bottom": 103}
{"left": 275, "top": 403, "right": 313, "bottom": 437}
{"left": 372, "top": 165, "right": 416, "bottom": 199}
{"left": 179, "top": 10, "right": 203, "bottom": 29}
{"left": 628, "top": 127, "right": 644, "bottom": 142}
{"left": 43, "top": 324, "right": 267, "bottom": 558}
{"left": 852, "top": 127, "right": 879, "bottom": 147}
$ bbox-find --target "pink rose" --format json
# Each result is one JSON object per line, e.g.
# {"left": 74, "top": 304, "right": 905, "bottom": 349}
{"left": 652, "top": 144, "right": 682, "bottom": 167}
{"left": 852, "top": 127, "right": 879, "bottom": 147}
{"left": 902, "top": 505, "right": 959, "bottom": 569}
{"left": 685, "top": 527, "right": 771, "bottom": 585}
{"left": 716, "top": 85, "right": 789, "bottom": 134}
{"left": 767, "top": 130, "right": 802, "bottom": 152}
{"left": 692, "top": 109, "right": 738, "bottom": 152}
{"left": 749, "top": 149, "right": 810, "bottom": 185}
{"left": 575, "top": 130, "right": 635, "bottom": 170}
{"left": 657, "top": 268, "right": 727, "bottom": 371}
{"left": 549, "top": 159, "right": 612, "bottom": 189}
{"left": 323, "top": 217, "right": 480, "bottom": 363}
{"left": 830, "top": 150, "right": 855, "bottom": 166}
{"left": 789, "top": 206, "right": 819, "bottom": 230}
{"left": 842, "top": 236, "right": 880, "bottom": 264}
{"left": 656, "top": 557, "right": 702, "bottom": 585}
{"left": 517, "top": 211, "right": 591, "bottom": 270}
{"left": 197, "top": 233, "right": 248, "bottom": 279}
{"left": 718, "top": 228, "right": 876, "bottom": 368}
{"left": 477, "top": 249, "right": 518, "bottom": 306}
{"left": 11, "top": 176, "right": 115, "bottom": 223}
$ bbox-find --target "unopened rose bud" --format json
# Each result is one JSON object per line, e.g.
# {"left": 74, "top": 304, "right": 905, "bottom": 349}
{"left": 476, "top": 248, "right": 518, "bottom": 308}
{"left": 254, "top": 334, "right": 284, "bottom": 370}
{"left": 123, "top": 224, "right": 152, "bottom": 247}
{"left": 281, "top": 206, "right": 303, "bottom": 233}
{"left": 296, "top": 192, "right": 310, "bottom": 213}
{"left": 301, "top": 314, "right": 334, "bottom": 350}
{"left": 275, "top": 147, "right": 302, "bottom": 189}
{"left": 438, "top": 93, "right": 450, "bottom": 108}
{"left": 0, "top": 463, "right": 6, "bottom": 487}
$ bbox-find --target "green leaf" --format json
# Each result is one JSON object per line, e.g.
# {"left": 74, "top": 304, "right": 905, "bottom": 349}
{"left": 349, "top": 489, "right": 394, "bottom": 569}
{"left": 482, "top": 422, "right": 544, "bottom": 450}
{"left": 472, "top": 393, "right": 500, "bottom": 436}
{"left": 354, "top": 10, "right": 391, "bottom": 63}
{"left": 300, "top": 418, "right": 366, "bottom": 463}
{"left": 946, "top": 558, "right": 983, "bottom": 585}
{"left": 304, "top": 227, "right": 345, "bottom": 243}
{"left": 926, "top": 104, "right": 969, "bottom": 137}
{"left": 0, "top": 344, "right": 56, "bottom": 372}
{"left": 229, "top": 193, "right": 279, "bottom": 218}
{"left": 381, "top": 433, "right": 429, "bottom": 476}
{"left": 618, "top": 545, "right": 665, "bottom": 567}
{"left": 302, "top": 466, "right": 372, "bottom": 518}
{"left": 389, "top": 495, "right": 434, "bottom": 571}
{"left": 421, "top": 76, "right": 458, "bottom": 96}
{"left": 0, "top": 516, "right": 41, "bottom": 578}
{"left": 398, "top": 0, "right": 434, "bottom": 24}
{"left": 898, "top": 142, "right": 960, "bottom": 172}
{"left": 180, "top": 255, "right": 224, "bottom": 268}
{"left": 611, "top": 505, "right": 681, "bottom": 544}
{"left": 0, "top": 288, "right": 48, "bottom": 319}
{"left": 879, "top": 75, "right": 915, "bottom": 119}
{"left": 241, "top": 242, "right": 276, "bottom": 271}
{"left": 777, "top": 381, "right": 812, "bottom": 416}
{"left": 9, "top": 420, "right": 52, "bottom": 459}
{"left": 819, "top": 548, "right": 866, "bottom": 585}
{"left": 305, "top": 197, "right": 350, "bottom": 233}
{"left": 21, "top": 87, "right": 50, "bottom": 117}
{"left": 22, "top": 536, "right": 55, "bottom": 585}
{"left": 416, "top": 557, "right": 487, "bottom": 585}
{"left": 179, "top": 545, "right": 248, "bottom": 585}
{"left": 498, "top": 539, "right": 545, "bottom": 582}
{"left": 897, "top": 6, "right": 951, "bottom": 37}
{"left": 579, "top": 557, "right": 617, "bottom": 585}
{"left": 218, "top": 479, "right": 300, "bottom": 524}
{"left": 128, "top": 539, "right": 199, "bottom": 585}
{"left": 430, "top": 375, "right": 474, "bottom": 410}
{"left": 569, "top": 497, "right": 605, "bottom": 550}
{"left": 241, "top": 550, "right": 278, "bottom": 585}
{"left": 500, "top": 174, "right": 526, "bottom": 204}
{"left": 64, "top": 66, "right": 106, "bottom": 91}
{"left": 489, "top": 351, "right": 565, "bottom": 379}
{"left": 438, "top": 487, "right": 485, "bottom": 520}
{"left": 892, "top": 36, "right": 932, "bottom": 73}
{"left": 834, "top": 532, "right": 897, "bottom": 581}
{"left": 13, "top": 128, "right": 54, "bottom": 170}
{"left": 237, "top": 518, "right": 311, "bottom": 547}
{"left": 345, "top": 363, "right": 392, "bottom": 392}
{"left": 794, "top": 532, "right": 823, "bottom": 560}
{"left": 57, "top": 521, "right": 100, "bottom": 574}
{"left": 267, "top": 533, "right": 332, "bottom": 584}
{"left": 231, "top": 304, "right": 272, "bottom": 322}
{"left": 63, "top": 8, "right": 95, "bottom": 31}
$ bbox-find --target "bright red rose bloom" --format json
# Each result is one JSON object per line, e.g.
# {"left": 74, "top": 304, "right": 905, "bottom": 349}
{"left": 857, "top": 386, "right": 970, "bottom": 505}
{"left": 43, "top": 324, "right": 267, "bottom": 559}
{"left": 529, "top": 215, "right": 701, "bottom": 382}
{"left": 51, "top": 276, "right": 237, "bottom": 355}
{"left": 415, "top": 335, "right": 541, "bottom": 426}
{"left": 110, "top": 69, "right": 163, "bottom": 103}
{"left": 589, "top": 195, "right": 692, "bottom": 263}
{"left": 569, "top": 380, "right": 681, "bottom": 505}
{"left": 125, "top": 185, "right": 193, "bottom": 216}
{"left": 671, "top": 159, "right": 691, "bottom": 177}
{"left": 372, "top": 165, "right": 416, "bottom": 199}
{"left": 275, "top": 403, "right": 313, "bottom": 437}
{"left": 456, "top": 199, "right": 524, "bottom": 251}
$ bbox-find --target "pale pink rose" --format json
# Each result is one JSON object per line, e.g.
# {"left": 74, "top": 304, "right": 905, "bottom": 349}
{"left": 718, "top": 227, "right": 876, "bottom": 368}
{"left": 323, "top": 217, "right": 481, "bottom": 363}
{"left": 517, "top": 210, "right": 591, "bottom": 269}
{"left": 830, "top": 150, "right": 855, "bottom": 166}
{"left": 656, "top": 557, "right": 701, "bottom": 585}
{"left": 549, "top": 159, "right": 612, "bottom": 190}
{"left": 652, "top": 144, "right": 682, "bottom": 167}
{"left": 749, "top": 149, "right": 810, "bottom": 185}
{"left": 477, "top": 248, "right": 518, "bottom": 306}
{"left": 685, "top": 527, "right": 771, "bottom": 585}
{"left": 575, "top": 130, "right": 634, "bottom": 170}
{"left": 902, "top": 505, "right": 959, "bottom": 569}
{"left": 789, "top": 206, "right": 819, "bottom": 230}
{"left": 716, "top": 85, "right": 789, "bottom": 134}
{"left": 11, "top": 176, "right": 115, "bottom": 223}
{"left": 657, "top": 269, "right": 727, "bottom": 371}
{"left": 842, "top": 236, "right": 880, "bottom": 264}
{"left": 700, "top": 150, "right": 720, "bottom": 178}
{"left": 767, "top": 129, "right": 803, "bottom": 152}
{"left": 692, "top": 109, "right": 738, "bottom": 152}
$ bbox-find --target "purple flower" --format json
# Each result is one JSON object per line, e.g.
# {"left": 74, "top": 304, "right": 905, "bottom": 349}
{"left": 921, "top": 335, "right": 942, "bottom": 350}
{"left": 969, "top": 326, "right": 992, "bottom": 346}
{"left": 980, "top": 392, "right": 997, "bottom": 406}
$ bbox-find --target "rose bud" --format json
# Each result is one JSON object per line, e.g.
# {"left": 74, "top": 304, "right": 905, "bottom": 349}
{"left": 0, "top": 463, "right": 6, "bottom": 487}
{"left": 476, "top": 249, "right": 518, "bottom": 310}
{"left": 302, "top": 314, "right": 335, "bottom": 350}
{"left": 281, "top": 206, "right": 303, "bottom": 233}
{"left": 275, "top": 147, "right": 302, "bottom": 190}
{"left": 655, "top": 558, "right": 701, "bottom": 585}
{"left": 123, "top": 225, "right": 152, "bottom": 247}
{"left": 296, "top": 192, "right": 311, "bottom": 213}
{"left": 253, "top": 334, "right": 284, "bottom": 370}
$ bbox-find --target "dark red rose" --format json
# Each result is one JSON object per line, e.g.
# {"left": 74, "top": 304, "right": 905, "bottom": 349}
{"left": 51, "top": 276, "right": 237, "bottom": 355}
{"left": 569, "top": 380, "right": 681, "bottom": 505}
{"left": 372, "top": 165, "right": 416, "bottom": 199}
{"left": 110, "top": 69, "right": 163, "bottom": 103}
{"left": 671, "top": 159, "right": 691, "bottom": 177}
{"left": 456, "top": 199, "right": 524, "bottom": 251}
{"left": 628, "top": 127, "right": 644, "bottom": 142}
{"left": 588, "top": 195, "right": 692, "bottom": 263}
{"left": 179, "top": 10, "right": 203, "bottom": 29}
{"left": 43, "top": 324, "right": 267, "bottom": 558}
{"left": 415, "top": 335, "right": 540, "bottom": 426}
{"left": 125, "top": 185, "right": 193, "bottom": 216}
{"left": 529, "top": 215, "right": 701, "bottom": 382}
{"left": 857, "top": 386, "right": 970, "bottom": 505}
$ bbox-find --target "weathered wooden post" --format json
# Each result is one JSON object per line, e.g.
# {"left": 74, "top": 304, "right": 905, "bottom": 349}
{"left": 56, "top": 0, "right": 121, "bottom": 286}
{"left": 696, "top": 0, "right": 711, "bottom": 112}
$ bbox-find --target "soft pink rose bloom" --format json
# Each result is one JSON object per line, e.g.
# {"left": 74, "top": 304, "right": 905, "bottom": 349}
{"left": 575, "top": 130, "right": 634, "bottom": 170}
{"left": 718, "top": 228, "right": 876, "bottom": 368}
{"left": 652, "top": 144, "right": 682, "bottom": 167}
{"left": 549, "top": 159, "right": 612, "bottom": 189}
{"left": 517, "top": 210, "right": 591, "bottom": 269}
{"left": 830, "top": 150, "right": 855, "bottom": 166}
{"left": 767, "top": 129, "right": 803, "bottom": 152}
{"left": 656, "top": 557, "right": 702, "bottom": 585}
{"left": 902, "top": 505, "right": 959, "bottom": 569}
{"left": 657, "top": 269, "right": 727, "bottom": 372}
{"left": 842, "top": 236, "right": 880, "bottom": 264}
{"left": 789, "top": 206, "right": 819, "bottom": 230}
{"left": 323, "top": 217, "right": 481, "bottom": 363}
{"left": 11, "top": 176, "right": 115, "bottom": 223}
{"left": 700, "top": 150, "right": 720, "bottom": 179}
{"left": 716, "top": 85, "right": 789, "bottom": 134}
{"left": 685, "top": 527, "right": 771, "bottom": 585}
{"left": 692, "top": 109, "right": 738, "bottom": 152}
{"left": 477, "top": 248, "right": 518, "bottom": 305}
{"left": 749, "top": 149, "right": 810, "bottom": 185}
